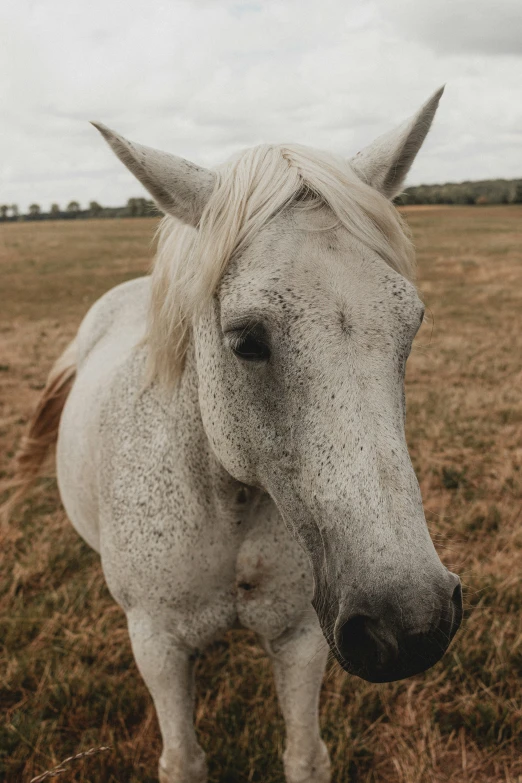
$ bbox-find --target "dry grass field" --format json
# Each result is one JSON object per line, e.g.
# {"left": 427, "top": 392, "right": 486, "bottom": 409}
{"left": 1, "top": 206, "right": 521, "bottom": 783}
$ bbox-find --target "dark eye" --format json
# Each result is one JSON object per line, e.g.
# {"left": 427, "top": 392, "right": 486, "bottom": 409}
{"left": 228, "top": 326, "right": 270, "bottom": 362}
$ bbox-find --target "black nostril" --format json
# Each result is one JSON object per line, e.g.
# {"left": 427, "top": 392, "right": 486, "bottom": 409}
{"left": 339, "top": 614, "right": 368, "bottom": 652}
{"left": 337, "top": 613, "right": 398, "bottom": 674}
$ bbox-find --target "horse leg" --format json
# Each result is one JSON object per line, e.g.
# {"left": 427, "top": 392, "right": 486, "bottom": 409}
{"left": 263, "top": 621, "right": 331, "bottom": 783}
{"left": 127, "top": 612, "right": 207, "bottom": 783}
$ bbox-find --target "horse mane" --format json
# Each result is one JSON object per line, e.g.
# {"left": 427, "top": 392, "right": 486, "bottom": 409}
{"left": 147, "top": 143, "right": 416, "bottom": 386}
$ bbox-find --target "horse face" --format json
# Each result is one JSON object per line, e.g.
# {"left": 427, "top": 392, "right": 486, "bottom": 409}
{"left": 195, "top": 204, "right": 462, "bottom": 682}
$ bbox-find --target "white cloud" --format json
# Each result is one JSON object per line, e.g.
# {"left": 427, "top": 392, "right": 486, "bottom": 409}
{"left": 1, "top": 0, "right": 521, "bottom": 211}
{"left": 376, "top": 0, "right": 522, "bottom": 56}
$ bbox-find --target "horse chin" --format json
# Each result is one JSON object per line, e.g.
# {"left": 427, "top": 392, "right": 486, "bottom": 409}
{"left": 328, "top": 626, "right": 459, "bottom": 684}
{"left": 332, "top": 649, "right": 441, "bottom": 684}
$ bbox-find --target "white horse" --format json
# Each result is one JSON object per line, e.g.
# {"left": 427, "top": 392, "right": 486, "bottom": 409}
{"left": 9, "top": 88, "right": 462, "bottom": 783}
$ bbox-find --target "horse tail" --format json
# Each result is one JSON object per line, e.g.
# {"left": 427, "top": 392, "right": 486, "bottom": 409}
{"left": 1, "top": 339, "right": 77, "bottom": 523}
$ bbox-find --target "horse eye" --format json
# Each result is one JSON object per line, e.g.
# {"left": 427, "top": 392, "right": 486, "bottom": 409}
{"left": 229, "top": 329, "right": 270, "bottom": 362}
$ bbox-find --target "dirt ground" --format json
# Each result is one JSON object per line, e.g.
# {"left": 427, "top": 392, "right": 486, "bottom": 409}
{"left": 1, "top": 207, "right": 521, "bottom": 782}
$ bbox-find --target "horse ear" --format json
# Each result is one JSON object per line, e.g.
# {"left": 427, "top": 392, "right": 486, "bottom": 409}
{"left": 91, "top": 123, "right": 216, "bottom": 226}
{"left": 350, "top": 87, "right": 444, "bottom": 200}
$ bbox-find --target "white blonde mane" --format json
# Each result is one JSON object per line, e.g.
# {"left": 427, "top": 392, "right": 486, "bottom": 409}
{"left": 148, "top": 143, "right": 416, "bottom": 385}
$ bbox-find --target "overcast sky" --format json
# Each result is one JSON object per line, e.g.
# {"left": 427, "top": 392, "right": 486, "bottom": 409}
{"left": 2, "top": 0, "right": 521, "bottom": 211}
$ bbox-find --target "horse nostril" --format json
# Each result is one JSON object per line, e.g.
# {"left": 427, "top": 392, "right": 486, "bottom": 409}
{"left": 333, "top": 588, "right": 462, "bottom": 683}
{"left": 339, "top": 614, "right": 368, "bottom": 652}
{"left": 337, "top": 613, "right": 398, "bottom": 674}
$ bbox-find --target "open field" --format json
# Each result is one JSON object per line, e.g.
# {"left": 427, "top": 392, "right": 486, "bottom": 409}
{"left": 1, "top": 207, "right": 521, "bottom": 782}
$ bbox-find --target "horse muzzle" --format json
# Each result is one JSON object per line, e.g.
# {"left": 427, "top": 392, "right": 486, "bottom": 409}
{"left": 326, "top": 574, "right": 463, "bottom": 683}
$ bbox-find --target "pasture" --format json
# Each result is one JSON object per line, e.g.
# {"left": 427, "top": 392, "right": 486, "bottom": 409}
{"left": 1, "top": 206, "right": 521, "bottom": 782}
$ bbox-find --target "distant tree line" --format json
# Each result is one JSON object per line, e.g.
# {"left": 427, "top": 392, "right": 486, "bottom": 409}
{"left": 0, "top": 198, "right": 161, "bottom": 222}
{"left": 395, "top": 178, "right": 522, "bottom": 206}
{"left": 2, "top": 179, "right": 522, "bottom": 221}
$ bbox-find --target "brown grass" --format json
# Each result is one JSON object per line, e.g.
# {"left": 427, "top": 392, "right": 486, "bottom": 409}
{"left": 1, "top": 208, "right": 521, "bottom": 782}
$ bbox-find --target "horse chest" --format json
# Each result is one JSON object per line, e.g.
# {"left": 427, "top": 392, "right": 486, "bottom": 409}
{"left": 101, "top": 473, "right": 313, "bottom": 646}
{"left": 81, "top": 342, "right": 314, "bottom": 647}
{"left": 233, "top": 502, "right": 315, "bottom": 640}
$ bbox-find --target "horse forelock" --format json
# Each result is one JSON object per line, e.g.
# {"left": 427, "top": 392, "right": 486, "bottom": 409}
{"left": 147, "top": 143, "right": 416, "bottom": 386}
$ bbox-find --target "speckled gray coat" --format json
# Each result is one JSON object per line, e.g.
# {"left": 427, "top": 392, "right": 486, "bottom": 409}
{"left": 55, "top": 89, "right": 461, "bottom": 783}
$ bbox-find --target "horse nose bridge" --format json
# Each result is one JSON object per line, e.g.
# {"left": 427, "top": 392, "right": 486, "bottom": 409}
{"left": 299, "top": 403, "right": 417, "bottom": 501}
{"left": 301, "top": 488, "right": 441, "bottom": 604}
{"left": 304, "top": 483, "right": 434, "bottom": 571}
